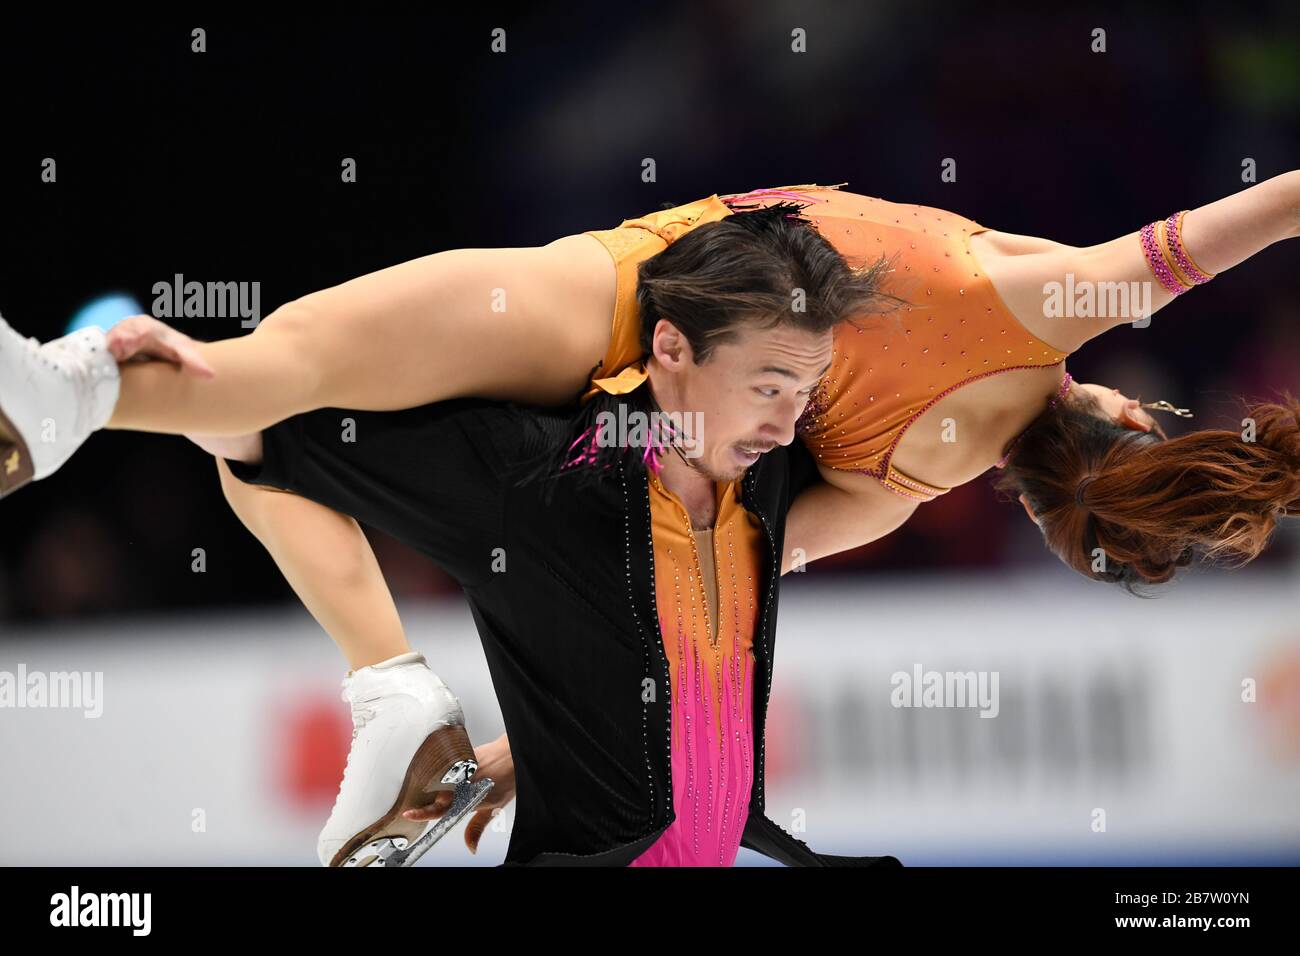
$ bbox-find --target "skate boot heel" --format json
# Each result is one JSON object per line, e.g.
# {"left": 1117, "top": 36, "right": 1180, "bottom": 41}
{"left": 412, "top": 721, "right": 480, "bottom": 792}
{"left": 322, "top": 657, "right": 497, "bottom": 867}
{"left": 332, "top": 720, "right": 495, "bottom": 868}
{"left": 0, "top": 407, "right": 34, "bottom": 499}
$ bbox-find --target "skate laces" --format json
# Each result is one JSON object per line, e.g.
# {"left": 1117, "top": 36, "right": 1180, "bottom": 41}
{"left": 49, "top": 342, "right": 91, "bottom": 438}
{"left": 37, "top": 335, "right": 84, "bottom": 373}
{"left": 37, "top": 334, "right": 102, "bottom": 438}
{"left": 327, "top": 675, "right": 384, "bottom": 817}
{"left": 9, "top": 332, "right": 44, "bottom": 377}
{"left": 339, "top": 675, "right": 381, "bottom": 740}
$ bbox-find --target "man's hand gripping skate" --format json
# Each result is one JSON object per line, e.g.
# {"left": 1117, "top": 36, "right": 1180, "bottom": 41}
{"left": 402, "top": 732, "right": 515, "bottom": 857}
{"left": 104, "top": 315, "right": 215, "bottom": 377}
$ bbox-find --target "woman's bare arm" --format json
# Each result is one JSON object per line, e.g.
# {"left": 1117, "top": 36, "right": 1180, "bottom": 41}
{"left": 1173, "top": 169, "right": 1300, "bottom": 271}
{"left": 987, "top": 170, "right": 1300, "bottom": 353}
{"left": 781, "top": 466, "right": 920, "bottom": 574}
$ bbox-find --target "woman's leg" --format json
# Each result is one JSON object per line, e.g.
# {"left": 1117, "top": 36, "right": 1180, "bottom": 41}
{"left": 213, "top": 451, "right": 409, "bottom": 670}
{"left": 208, "top": 448, "right": 497, "bottom": 865}
{"left": 106, "top": 236, "right": 615, "bottom": 438}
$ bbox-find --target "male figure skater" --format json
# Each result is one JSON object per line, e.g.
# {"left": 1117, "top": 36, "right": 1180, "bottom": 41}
{"left": 210, "top": 245, "right": 900, "bottom": 867}
{"left": 2, "top": 203, "right": 902, "bottom": 865}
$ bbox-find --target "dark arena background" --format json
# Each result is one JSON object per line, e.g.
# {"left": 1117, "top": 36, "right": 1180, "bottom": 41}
{"left": 0, "top": 3, "right": 1296, "bottom": 935}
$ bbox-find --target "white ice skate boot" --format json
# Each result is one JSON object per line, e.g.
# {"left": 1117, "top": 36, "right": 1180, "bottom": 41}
{"left": 319, "top": 650, "right": 494, "bottom": 867}
{"left": 0, "top": 314, "right": 120, "bottom": 498}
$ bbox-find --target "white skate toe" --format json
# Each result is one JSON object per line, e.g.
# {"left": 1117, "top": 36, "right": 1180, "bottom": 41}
{"left": 0, "top": 315, "right": 120, "bottom": 497}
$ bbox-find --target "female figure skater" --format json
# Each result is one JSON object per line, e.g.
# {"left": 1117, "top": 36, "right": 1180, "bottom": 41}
{"left": 4, "top": 174, "right": 1298, "bottom": 584}
{"left": 3, "top": 172, "right": 1298, "bottom": 863}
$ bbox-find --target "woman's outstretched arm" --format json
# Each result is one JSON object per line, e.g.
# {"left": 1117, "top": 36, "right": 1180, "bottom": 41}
{"left": 105, "top": 234, "right": 615, "bottom": 438}
{"left": 1172, "top": 169, "right": 1300, "bottom": 271}
{"left": 988, "top": 169, "right": 1300, "bottom": 352}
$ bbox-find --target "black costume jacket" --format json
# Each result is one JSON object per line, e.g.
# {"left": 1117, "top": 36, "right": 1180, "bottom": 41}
{"left": 228, "top": 397, "right": 901, "bottom": 867}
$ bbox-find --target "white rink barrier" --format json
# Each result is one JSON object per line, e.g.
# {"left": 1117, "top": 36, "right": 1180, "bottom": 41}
{"left": 1, "top": 567, "right": 1297, "bottom": 865}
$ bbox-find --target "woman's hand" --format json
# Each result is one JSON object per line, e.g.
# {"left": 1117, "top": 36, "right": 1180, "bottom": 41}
{"left": 401, "top": 732, "right": 515, "bottom": 855}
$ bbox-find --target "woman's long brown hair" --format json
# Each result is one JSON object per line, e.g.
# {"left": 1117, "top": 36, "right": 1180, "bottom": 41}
{"left": 992, "top": 389, "right": 1300, "bottom": 593}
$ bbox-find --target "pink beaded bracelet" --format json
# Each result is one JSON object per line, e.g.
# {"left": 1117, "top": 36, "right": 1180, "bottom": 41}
{"left": 1140, "top": 211, "right": 1217, "bottom": 296}
{"left": 1164, "top": 211, "right": 1215, "bottom": 284}
{"left": 1140, "top": 220, "right": 1189, "bottom": 296}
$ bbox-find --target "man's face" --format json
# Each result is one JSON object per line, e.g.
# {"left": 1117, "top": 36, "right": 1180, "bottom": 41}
{"left": 649, "top": 320, "right": 834, "bottom": 482}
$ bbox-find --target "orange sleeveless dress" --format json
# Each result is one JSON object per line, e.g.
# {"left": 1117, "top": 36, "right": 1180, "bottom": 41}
{"left": 581, "top": 184, "right": 1072, "bottom": 864}
{"left": 580, "top": 194, "right": 735, "bottom": 404}
{"left": 583, "top": 184, "right": 1073, "bottom": 501}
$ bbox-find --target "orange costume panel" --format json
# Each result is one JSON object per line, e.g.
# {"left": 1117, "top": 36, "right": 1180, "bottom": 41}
{"left": 581, "top": 195, "right": 735, "bottom": 404}
{"left": 629, "top": 474, "right": 761, "bottom": 865}
{"left": 583, "top": 184, "right": 1072, "bottom": 501}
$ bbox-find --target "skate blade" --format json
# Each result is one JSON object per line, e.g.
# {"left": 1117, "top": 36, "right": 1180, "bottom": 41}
{"left": 0, "top": 404, "right": 34, "bottom": 499}
{"left": 341, "top": 777, "right": 495, "bottom": 867}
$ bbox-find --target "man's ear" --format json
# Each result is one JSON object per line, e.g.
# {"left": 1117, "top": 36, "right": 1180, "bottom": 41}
{"left": 1119, "top": 399, "right": 1154, "bottom": 432}
{"left": 650, "top": 318, "right": 692, "bottom": 370}
{"left": 1018, "top": 493, "right": 1041, "bottom": 528}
